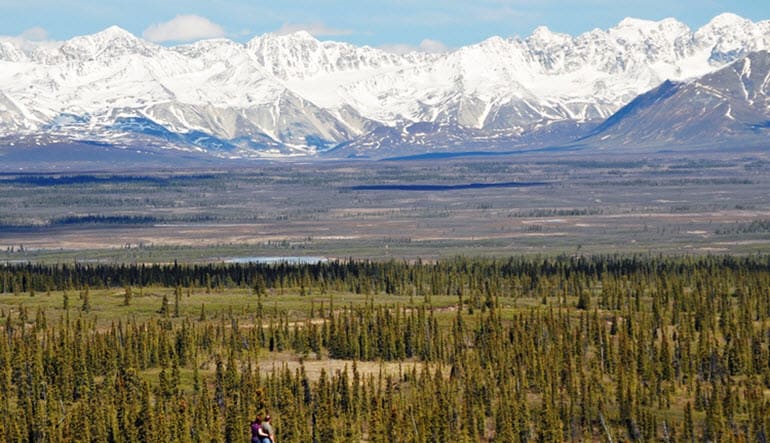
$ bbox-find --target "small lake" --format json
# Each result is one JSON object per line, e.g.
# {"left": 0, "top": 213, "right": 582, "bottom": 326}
{"left": 224, "top": 256, "right": 328, "bottom": 264}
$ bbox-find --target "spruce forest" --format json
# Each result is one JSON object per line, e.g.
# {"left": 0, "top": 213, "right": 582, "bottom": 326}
{"left": 2, "top": 255, "right": 770, "bottom": 442}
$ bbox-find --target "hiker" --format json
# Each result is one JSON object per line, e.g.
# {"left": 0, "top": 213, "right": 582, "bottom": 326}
{"left": 250, "top": 416, "right": 270, "bottom": 443}
{"left": 261, "top": 414, "right": 275, "bottom": 443}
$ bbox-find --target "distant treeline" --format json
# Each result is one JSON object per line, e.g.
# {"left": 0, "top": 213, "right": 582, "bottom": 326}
{"left": 3, "top": 254, "right": 769, "bottom": 294}
{"left": 510, "top": 207, "right": 605, "bottom": 217}
{"left": 51, "top": 214, "right": 160, "bottom": 225}
{"left": 349, "top": 181, "right": 547, "bottom": 191}
{"left": 0, "top": 214, "right": 218, "bottom": 229}
{"left": 586, "top": 178, "right": 754, "bottom": 187}
{"left": 717, "top": 219, "right": 770, "bottom": 235}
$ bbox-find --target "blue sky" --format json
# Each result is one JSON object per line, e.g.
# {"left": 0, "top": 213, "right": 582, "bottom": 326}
{"left": 1, "top": 0, "right": 769, "bottom": 50}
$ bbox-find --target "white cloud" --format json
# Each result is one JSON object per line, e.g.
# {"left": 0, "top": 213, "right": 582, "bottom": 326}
{"left": 0, "top": 27, "right": 58, "bottom": 51}
{"left": 276, "top": 22, "right": 353, "bottom": 37}
{"left": 143, "top": 15, "right": 225, "bottom": 43}
{"left": 19, "top": 26, "right": 48, "bottom": 41}
{"left": 418, "top": 38, "right": 448, "bottom": 53}
{"left": 380, "top": 38, "right": 449, "bottom": 54}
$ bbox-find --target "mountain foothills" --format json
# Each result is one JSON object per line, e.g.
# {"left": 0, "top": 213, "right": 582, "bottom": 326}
{"left": 582, "top": 50, "right": 770, "bottom": 150}
{"left": 1, "top": 13, "right": 770, "bottom": 160}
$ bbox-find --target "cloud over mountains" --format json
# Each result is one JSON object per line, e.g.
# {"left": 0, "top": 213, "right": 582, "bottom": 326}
{"left": 143, "top": 15, "right": 225, "bottom": 43}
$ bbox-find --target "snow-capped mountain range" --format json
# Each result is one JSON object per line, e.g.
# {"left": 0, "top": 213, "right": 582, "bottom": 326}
{"left": 1, "top": 13, "right": 769, "bottom": 159}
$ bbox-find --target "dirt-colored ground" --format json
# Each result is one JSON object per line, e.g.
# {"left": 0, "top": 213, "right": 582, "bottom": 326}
{"left": 255, "top": 352, "right": 443, "bottom": 381}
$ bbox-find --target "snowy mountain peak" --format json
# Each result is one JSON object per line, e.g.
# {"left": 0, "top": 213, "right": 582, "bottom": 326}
{"left": 247, "top": 30, "right": 321, "bottom": 49}
{"left": 59, "top": 25, "right": 156, "bottom": 60}
{"left": 472, "top": 35, "right": 511, "bottom": 50}
{"left": 697, "top": 13, "right": 755, "bottom": 44}
{"left": 616, "top": 17, "right": 661, "bottom": 29}
{"left": 284, "top": 30, "right": 316, "bottom": 41}
{"left": 610, "top": 16, "right": 689, "bottom": 41}
{"left": 706, "top": 12, "right": 751, "bottom": 29}
{"left": 528, "top": 26, "right": 571, "bottom": 46}
{"left": 95, "top": 25, "right": 137, "bottom": 39}
{"left": 68, "top": 25, "right": 144, "bottom": 48}
{"left": 247, "top": 30, "right": 417, "bottom": 81}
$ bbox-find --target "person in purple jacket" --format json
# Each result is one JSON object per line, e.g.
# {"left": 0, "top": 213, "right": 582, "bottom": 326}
{"left": 250, "top": 416, "right": 270, "bottom": 443}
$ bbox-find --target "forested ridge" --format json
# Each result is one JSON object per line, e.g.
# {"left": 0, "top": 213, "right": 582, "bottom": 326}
{"left": 1, "top": 255, "right": 770, "bottom": 441}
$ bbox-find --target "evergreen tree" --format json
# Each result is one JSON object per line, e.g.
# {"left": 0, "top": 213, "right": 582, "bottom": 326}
{"left": 123, "top": 286, "right": 132, "bottom": 306}
{"left": 81, "top": 286, "right": 91, "bottom": 312}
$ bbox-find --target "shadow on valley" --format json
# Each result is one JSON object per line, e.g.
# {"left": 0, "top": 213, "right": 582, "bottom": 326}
{"left": 1, "top": 173, "right": 218, "bottom": 187}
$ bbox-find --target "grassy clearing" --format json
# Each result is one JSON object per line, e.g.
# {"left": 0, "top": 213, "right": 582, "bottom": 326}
{"left": 0, "top": 287, "right": 457, "bottom": 328}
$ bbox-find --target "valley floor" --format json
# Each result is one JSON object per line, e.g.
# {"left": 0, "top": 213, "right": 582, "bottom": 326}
{"left": 1, "top": 153, "right": 769, "bottom": 262}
